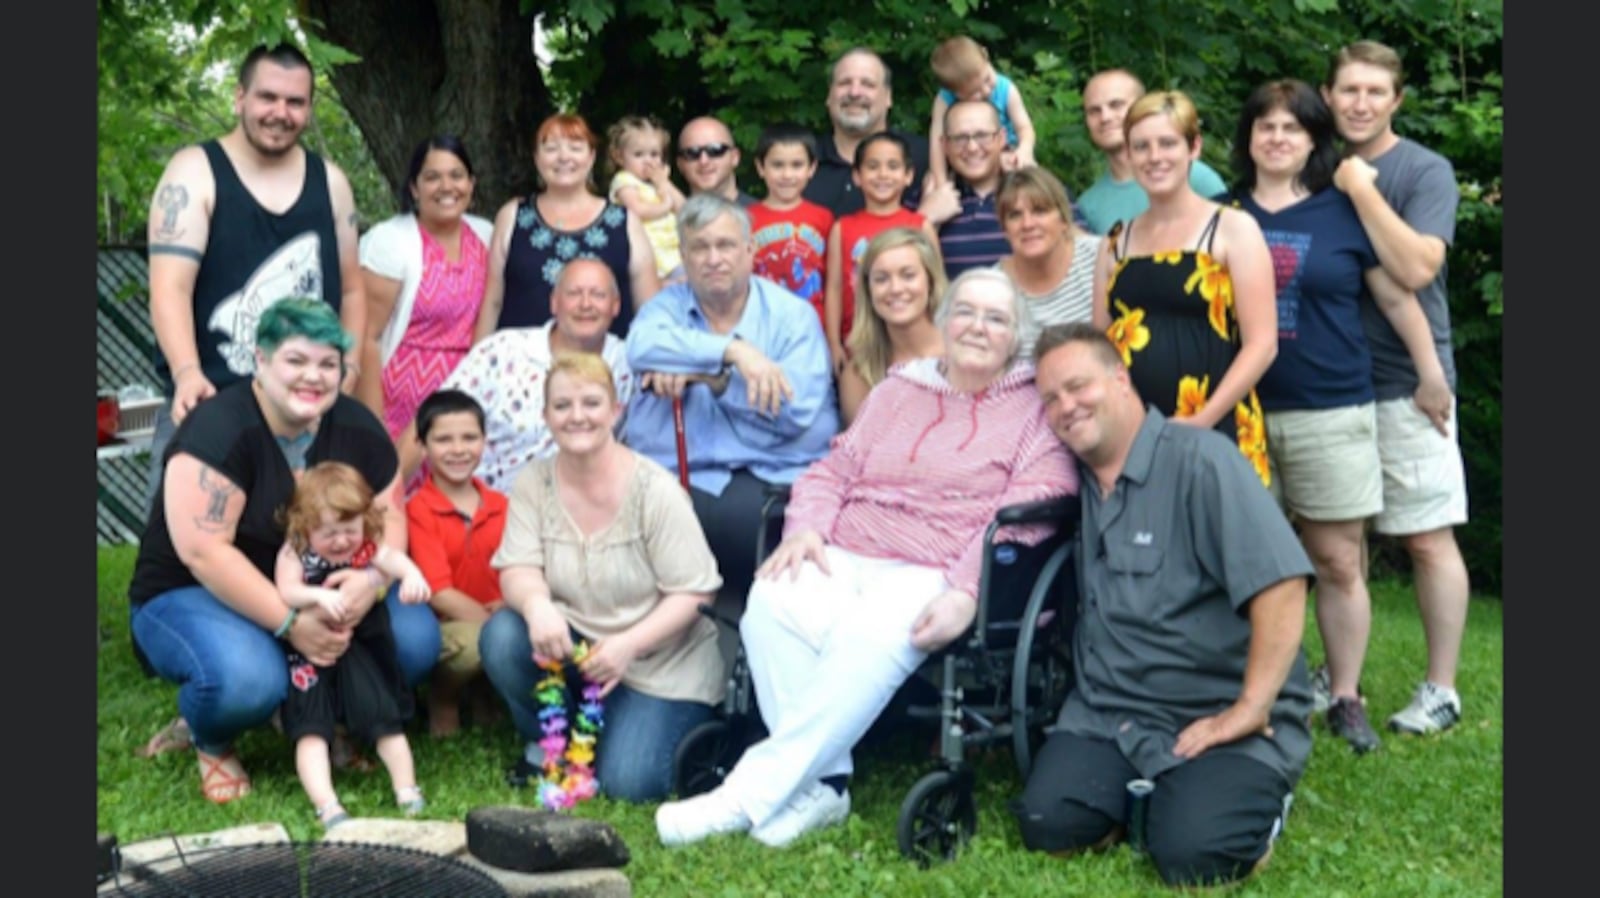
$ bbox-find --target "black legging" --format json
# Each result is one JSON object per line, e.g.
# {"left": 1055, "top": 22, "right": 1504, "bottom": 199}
{"left": 688, "top": 469, "right": 782, "bottom": 620}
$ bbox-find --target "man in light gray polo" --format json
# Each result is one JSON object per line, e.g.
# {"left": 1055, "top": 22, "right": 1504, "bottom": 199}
{"left": 1018, "top": 322, "right": 1314, "bottom": 888}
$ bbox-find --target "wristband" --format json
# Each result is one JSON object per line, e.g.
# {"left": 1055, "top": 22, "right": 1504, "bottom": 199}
{"left": 273, "top": 608, "right": 299, "bottom": 639}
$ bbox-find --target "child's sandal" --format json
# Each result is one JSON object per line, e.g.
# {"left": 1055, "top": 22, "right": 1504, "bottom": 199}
{"left": 316, "top": 800, "right": 351, "bottom": 830}
{"left": 396, "top": 785, "right": 426, "bottom": 817}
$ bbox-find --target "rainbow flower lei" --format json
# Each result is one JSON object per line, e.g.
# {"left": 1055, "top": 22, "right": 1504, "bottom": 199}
{"left": 532, "top": 641, "right": 605, "bottom": 811}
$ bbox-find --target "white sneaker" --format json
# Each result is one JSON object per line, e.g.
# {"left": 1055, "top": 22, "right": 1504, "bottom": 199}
{"left": 750, "top": 783, "right": 850, "bottom": 848}
{"left": 656, "top": 786, "right": 752, "bottom": 846}
{"left": 1387, "top": 682, "right": 1462, "bottom": 735}
{"left": 1309, "top": 664, "right": 1331, "bottom": 715}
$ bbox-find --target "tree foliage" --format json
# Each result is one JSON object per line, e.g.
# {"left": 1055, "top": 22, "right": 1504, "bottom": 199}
{"left": 96, "top": 0, "right": 1503, "bottom": 591}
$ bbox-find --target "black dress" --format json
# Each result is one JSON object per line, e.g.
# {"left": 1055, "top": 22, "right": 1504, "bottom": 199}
{"left": 279, "top": 541, "right": 414, "bottom": 745}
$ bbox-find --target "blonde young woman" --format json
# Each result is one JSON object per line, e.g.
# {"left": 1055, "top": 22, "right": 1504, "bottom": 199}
{"left": 1090, "top": 90, "right": 1277, "bottom": 485}
{"left": 837, "top": 228, "right": 947, "bottom": 426}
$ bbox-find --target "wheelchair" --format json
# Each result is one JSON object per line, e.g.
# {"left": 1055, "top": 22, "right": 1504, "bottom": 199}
{"left": 670, "top": 486, "right": 1081, "bottom": 866}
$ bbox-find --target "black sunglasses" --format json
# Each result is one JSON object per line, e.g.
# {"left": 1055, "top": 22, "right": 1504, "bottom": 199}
{"left": 678, "top": 143, "right": 734, "bottom": 161}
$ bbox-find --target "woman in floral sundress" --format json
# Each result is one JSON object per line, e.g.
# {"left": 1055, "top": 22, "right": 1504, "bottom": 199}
{"left": 1090, "top": 90, "right": 1278, "bottom": 486}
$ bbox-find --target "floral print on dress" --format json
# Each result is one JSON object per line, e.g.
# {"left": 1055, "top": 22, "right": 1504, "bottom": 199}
{"left": 528, "top": 226, "right": 554, "bottom": 250}
{"left": 1183, "top": 251, "right": 1234, "bottom": 340}
{"left": 602, "top": 205, "right": 625, "bottom": 228}
{"left": 1107, "top": 299, "right": 1151, "bottom": 366}
{"left": 1235, "top": 392, "right": 1270, "bottom": 487}
{"left": 1176, "top": 374, "right": 1210, "bottom": 419}
{"left": 583, "top": 226, "right": 609, "bottom": 249}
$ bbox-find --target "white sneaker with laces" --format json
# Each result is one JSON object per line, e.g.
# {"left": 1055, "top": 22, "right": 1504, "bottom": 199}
{"left": 751, "top": 782, "right": 851, "bottom": 848}
{"left": 655, "top": 786, "right": 752, "bottom": 846}
{"left": 1387, "top": 682, "right": 1462, "bottom": 735}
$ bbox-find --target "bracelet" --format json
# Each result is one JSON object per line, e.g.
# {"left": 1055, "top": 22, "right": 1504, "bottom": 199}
{"left": 272, "top": 608, "right": 299, "bottom": 639}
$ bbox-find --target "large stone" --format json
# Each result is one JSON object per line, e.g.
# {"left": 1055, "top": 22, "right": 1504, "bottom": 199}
{"left": 456, "top": 855, "right": 631, "bottom": 898}
{"left": 321, "top": 818, "right": 468, "bottom": 857}
{"left": 466, "top": 806, "right": 631, "bottom": 873}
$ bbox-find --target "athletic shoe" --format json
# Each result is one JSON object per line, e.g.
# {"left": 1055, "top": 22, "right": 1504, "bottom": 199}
{"left": 656, "top": 786, "right": 752, "bottom": 846}
{"left": 1387, "top": 682, "right": 1462, "bottom": 735}
{"left": 1326, "top": 697, "right": 1381, "bottom": 754}
{"left": 750, "top": 782, "right": 851, "bottom": 848}
{"left": 1309, "top": 664, "right": 1331, "bottom": 715}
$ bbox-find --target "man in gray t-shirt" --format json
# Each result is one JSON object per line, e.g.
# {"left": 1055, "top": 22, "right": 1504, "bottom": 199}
{"left": 1321, "top": 40, "right": 1470, "bottom": 743}
{"left": 1017, "top": 324, "right": 1314, "bottom": 888}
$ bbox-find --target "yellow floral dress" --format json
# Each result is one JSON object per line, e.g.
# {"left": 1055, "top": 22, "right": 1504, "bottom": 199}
{"left": 1105, "top": 210, "right": 1270, "bottom": 486}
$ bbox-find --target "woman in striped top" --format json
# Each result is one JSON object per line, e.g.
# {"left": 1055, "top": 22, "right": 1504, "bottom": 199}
{"left": 995, "top": 167, "right": 1102, "bottom": 360}
{"left": 654, "top": 267, "right": 1079, "bottom": 850}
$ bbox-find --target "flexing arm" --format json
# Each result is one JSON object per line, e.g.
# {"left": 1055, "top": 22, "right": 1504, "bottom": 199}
{"left": 1334, "top": 155, "right": 1448, "bottom": 290}
{"left": 327, "top": 162, "right": 366, "bottom": 395}
{"left": 1185, "top": 210, "right": 1276, "bottom": 430}
{"left": 147, "top": 147, "right": 216, "bottom": 424}
{"left": 1365, "top": 266, "right": 1453, "bottom": 434}
{"left": 472, "top": 200, "right": 519, "bottom": 343}
{"left": 625, "top": 209, "right": 664, "bottom": 311}
{"left": 1173, "top": 575, "right": 1307, "bottom": 758}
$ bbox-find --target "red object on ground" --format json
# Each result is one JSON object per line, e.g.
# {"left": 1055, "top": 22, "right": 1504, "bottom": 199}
{"left": 672, "top": 396, "right": 689, "bottom": 490}
{"left": 98, "top": 395, "right": 120, "bottom": 446}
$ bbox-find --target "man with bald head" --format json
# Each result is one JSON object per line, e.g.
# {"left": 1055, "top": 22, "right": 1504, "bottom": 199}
{"left": 1075, "top": 68, "right": 1229, "bottom": 234}
{"left": 801, "top": 47, "right": 929, "bottom": 217}
{"left": 918, "top": 99, "right": 1011, "bottom": 277}
{"left": 678, "top": 116, "right": 757, "bottom": 207}
{"left": 394, "top": 257, "right": 634, "bottom": 492}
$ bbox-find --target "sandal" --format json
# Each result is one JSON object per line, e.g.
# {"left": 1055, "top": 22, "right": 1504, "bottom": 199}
{"left": 138, "top": 716, "right": 192, "bottom": 758}
{"left": 196, "top": 748, "right": 252, "bottom": 804}
{"left": 396, "top": 785, "right": 426, "bottom": 817}
{"left": 316, "top": 800, "right": 352, "bottom": 830}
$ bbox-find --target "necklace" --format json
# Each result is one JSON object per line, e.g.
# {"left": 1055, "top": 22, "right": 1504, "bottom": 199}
{"left": 532, "top": 641, "right": 605, "bottom": 810}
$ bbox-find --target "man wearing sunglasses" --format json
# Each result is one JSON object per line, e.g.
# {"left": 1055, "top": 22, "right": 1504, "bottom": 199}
{"left": 677, "top": 117, "right": 758, "bottom": 208}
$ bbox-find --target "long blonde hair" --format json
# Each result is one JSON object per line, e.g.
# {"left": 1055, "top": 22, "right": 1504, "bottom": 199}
{"left": 846, "top": 228, "right": 947, "bottom": 387}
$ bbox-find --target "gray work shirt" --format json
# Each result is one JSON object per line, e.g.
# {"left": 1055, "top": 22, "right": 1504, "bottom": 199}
{"left": 1057, "top": 408, "right": 1316, "bottom": 784}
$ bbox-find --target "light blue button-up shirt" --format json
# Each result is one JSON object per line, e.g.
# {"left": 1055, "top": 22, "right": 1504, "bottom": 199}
{"left": 624, "top": 276, "right": 839, "bottom": 496}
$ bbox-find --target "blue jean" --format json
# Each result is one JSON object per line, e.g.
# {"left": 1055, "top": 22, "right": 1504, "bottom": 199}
{"left": 131, "top": 584, "right": 441, "bottom": 754}
{"left": 479, "top": 607, "right": 714, "bottom": 802}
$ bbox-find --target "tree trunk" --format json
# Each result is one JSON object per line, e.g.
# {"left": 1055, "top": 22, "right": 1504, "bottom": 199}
{"left": 299, "top": 0, "right": 549, "bottom": 218}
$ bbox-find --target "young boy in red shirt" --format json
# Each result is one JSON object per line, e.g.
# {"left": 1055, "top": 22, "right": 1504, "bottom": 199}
{"left": 405, "top": 389, "right": 509, "bottom": 737}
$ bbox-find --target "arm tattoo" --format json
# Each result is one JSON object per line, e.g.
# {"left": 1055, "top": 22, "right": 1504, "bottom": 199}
{"left": 193, "top": 465, "right": 238, "bottom": 533}
{"left": 155, "top": 183, "right": 189, "bottom": 240}
{"left": 347, "top": 211, "right": 359, "bottom": 230}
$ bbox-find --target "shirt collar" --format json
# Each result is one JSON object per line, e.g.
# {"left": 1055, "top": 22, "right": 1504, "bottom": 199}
{"left": 1120, "top": 405, "right": 1167, "bottom": 487}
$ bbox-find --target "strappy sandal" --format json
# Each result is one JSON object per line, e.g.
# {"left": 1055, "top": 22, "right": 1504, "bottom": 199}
{"left": 316, "top": 799, "right": 352, "bottom": 830}
{"left": 396, "top": 785, "right": 426, "bottom": 817}
{"left": 138, "top": 716, "right": 192, "bottom": 758}
{"left": 196, "top": 749, "right": 252, "bottom": 804}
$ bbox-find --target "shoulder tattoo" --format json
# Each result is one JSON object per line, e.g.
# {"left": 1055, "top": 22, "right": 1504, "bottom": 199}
{"left": 194, "top": 465, "right": 238, "bottom": 533}
{"left": 154, "top": 183, "right": 189, "bottom": 240}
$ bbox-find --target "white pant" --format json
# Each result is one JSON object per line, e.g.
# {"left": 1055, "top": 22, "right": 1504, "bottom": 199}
{"left": 722, "top": 546, "right": 946, "bottom": 825}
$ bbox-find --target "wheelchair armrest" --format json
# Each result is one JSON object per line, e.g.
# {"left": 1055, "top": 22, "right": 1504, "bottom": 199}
{"left": 993, "top": 494, "right": 1081, "bottom": 527}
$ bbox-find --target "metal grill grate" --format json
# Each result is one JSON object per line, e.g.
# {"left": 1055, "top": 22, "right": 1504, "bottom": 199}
{"left": 104, "top": 840, "right": 510, "bottom": 898}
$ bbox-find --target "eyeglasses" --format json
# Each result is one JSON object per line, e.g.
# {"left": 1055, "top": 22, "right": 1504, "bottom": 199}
{"left": 945, "top": 130, "right": 1000, "bottom": 147}
{"left": 678, "top": 143, "right": 734, "bottom": 161}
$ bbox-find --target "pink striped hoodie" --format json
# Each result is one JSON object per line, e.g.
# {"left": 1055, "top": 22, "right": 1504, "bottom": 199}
{"left": 782, "top": 357, "right": 1080, "bottom": 597}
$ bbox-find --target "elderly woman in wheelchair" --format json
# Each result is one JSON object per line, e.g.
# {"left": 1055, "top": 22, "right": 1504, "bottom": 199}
{"left": 654, "top": 267, "right": 1079, "bottom": 850}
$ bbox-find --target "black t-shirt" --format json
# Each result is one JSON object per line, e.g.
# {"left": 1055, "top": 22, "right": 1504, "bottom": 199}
{"left": 127, "top": 382, "right": 397, "bottom": 608}
{"left": 801, "top": 127, "right": 929, "bottom": 217}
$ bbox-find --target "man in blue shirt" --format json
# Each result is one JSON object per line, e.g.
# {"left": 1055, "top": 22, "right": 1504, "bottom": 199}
{"left": 626, "top": 193, "right": 839, "bottom": 610}
{"left": 1076, "top": 68, "right": 1229, "bottom": 235}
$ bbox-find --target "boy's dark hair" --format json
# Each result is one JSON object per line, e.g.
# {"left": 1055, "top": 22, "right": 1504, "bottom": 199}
{"left": 852, "top": 131, "right": 911, "bottom": 169}
{"left": 239, "top": 43, "right": 314, "bottom": 93}
{"left": 755, "top": 122, "right": 818, "bottom": 163}
{"left": 416, "top": 389, "right": 486, "bottom": 441}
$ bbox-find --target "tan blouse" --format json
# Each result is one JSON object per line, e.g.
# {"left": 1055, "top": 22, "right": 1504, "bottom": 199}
{"left": 493, "top": 450, "right": 725, "bottom": 704}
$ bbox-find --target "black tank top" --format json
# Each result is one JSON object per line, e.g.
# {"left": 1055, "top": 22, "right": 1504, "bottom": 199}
{"left": 164, "top": 140, "right": 343, "bottom": 393}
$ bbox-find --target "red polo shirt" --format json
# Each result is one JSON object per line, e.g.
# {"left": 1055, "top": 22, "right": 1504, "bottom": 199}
{"left": 406, "top": 475, "right": 508, "bottom": 606}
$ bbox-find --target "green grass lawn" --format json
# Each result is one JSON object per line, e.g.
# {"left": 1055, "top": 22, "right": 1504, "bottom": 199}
{"left": 97, "top": 544, "right": 1502, "bottom": 896}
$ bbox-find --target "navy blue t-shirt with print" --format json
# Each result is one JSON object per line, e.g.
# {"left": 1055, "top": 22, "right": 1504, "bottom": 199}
{"left": 1238, "top": 188, "right": 1379, "bottom": 411}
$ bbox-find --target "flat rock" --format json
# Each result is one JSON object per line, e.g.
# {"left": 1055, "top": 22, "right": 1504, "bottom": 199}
{"left": 467, "top": 805, "right": 631, "bottom": 873}
{"left": 457, "top": 854, "right": 631, "bottom": 898}
{"left": 321, "top": 817, "right": 467, "bottom": 857}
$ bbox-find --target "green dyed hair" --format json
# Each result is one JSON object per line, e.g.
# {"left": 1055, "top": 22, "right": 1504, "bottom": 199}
{"left": 255, "top": 298, "right": 352, "bottom": 357}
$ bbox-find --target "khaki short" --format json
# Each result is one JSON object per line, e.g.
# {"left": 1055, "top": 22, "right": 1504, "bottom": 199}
{"left": 437, "top": 619, "right": 485, "bottom": 679}
{"left": 1265, "top": 403, "right": 1383, "bottom": 522}
{"left": 1372, "top": 396, "right": 1469, "bottom": 536}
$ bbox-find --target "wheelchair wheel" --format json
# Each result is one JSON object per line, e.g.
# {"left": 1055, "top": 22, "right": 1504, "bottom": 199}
{"left": 672, "top": 719, "right": 733, "bottom": 798}
{"left": 897, "top": 770, "right": 976, "bottom": 866}
{"left": 1011, "top": 543, "right": 1074, "bottom": 780}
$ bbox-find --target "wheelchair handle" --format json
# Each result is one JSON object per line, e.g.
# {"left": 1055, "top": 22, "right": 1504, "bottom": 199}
{"left": 993, "top": 494, "right": 1081, "bottom": 526}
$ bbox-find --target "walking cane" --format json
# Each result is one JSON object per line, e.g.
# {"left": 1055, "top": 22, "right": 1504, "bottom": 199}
{"left": 673, "top": 395, "right": 690, "bottom": 491}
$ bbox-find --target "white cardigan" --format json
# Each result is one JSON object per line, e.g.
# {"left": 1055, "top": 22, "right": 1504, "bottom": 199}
{"left": 358, "top": 212, "right": 495, "bottom": 365}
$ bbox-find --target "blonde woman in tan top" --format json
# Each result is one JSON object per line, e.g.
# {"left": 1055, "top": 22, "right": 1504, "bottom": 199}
{"left": 480, "top": 353, "right": 725, "bottom": 802}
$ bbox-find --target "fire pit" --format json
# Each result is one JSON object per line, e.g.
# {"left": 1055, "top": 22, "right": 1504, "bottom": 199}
{"left": 103, "top": 840, "right": 510, "bottom": 897}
